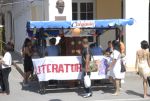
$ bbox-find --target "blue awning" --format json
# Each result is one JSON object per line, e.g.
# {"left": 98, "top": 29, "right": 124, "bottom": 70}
{"left": 27, "top": 18, "right": 134, "bottom": 29}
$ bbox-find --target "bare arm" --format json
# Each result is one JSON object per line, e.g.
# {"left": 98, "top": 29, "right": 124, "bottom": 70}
{"left": 147, "top": 52, "right": 150, "bottom": 67}
{"left": 0, "top": 59, "right": 4, "bottom": 64}
{"left": 135, "top": 51, "right": 139, "bottom": 72}
{"left": 108, "top": 59, "right": 117, "bottom": 70}
{"left": 85, "top": 54, "right": 90, "bottom": 73}
{"left": 24, "top": 47, "right": 32, "bottom": 56}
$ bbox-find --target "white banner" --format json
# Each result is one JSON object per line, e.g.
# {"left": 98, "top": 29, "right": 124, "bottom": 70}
{"left": 32, "top": 56, "right": 109, "bottom": 81}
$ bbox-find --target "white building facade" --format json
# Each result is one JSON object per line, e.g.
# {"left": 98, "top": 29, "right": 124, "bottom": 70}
{"left": 0, "top": 0, "right": 149, "bottom": 71}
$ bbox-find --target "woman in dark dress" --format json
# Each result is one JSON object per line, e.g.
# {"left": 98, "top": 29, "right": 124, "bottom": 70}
{"left": 22, "top": 38, "right": 33, "bottom": 86}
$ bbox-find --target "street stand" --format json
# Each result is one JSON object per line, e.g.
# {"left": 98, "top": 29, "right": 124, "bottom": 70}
{"left": 26, "top": 18, "right": 134, "bottom": 94}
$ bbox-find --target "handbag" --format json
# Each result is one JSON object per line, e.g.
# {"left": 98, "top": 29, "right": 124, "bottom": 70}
{"left": 120, "top": 59, "right": 126, "bottom": 72}
{"left": 83, "top": 48, "right": 98, "bottom": 72}
{"left": 84, "top": 73, "right": 91, "bottom": 88}
{"left": 89, "top": 57, "right": 98, "bottom": 72}
{"left": 147, "top": 76, "right": 150, "bottom": 87}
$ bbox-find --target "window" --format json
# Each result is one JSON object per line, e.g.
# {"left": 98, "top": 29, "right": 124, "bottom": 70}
{"left": 72, "top": 2, "right": 78, "bottom": 20}
{"left": 72, "top": 1, "right": 95, "bottom": 20}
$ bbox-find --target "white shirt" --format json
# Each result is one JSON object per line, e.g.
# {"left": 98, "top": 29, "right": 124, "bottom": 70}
{"left": 2, "top": 52, "right": 12, "bottom": 69}
{"left": 109, "top": 50, "right": 125, "bottom": 79}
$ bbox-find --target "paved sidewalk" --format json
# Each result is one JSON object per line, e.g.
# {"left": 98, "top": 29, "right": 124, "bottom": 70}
{"left": 11, "top": 51, "right": 24, "bottom": 76}
{"left": 1, "top": 66, "right": 150, "bottom": 101}
{"left": 0, "top": 52, "right": 150, "bottom": 101}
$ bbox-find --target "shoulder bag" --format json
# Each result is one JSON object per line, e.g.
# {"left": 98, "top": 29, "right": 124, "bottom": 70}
{"left": 83, "top": 48, "right": 98, "bottom": 72}
{"left": 120, "top": 59, "right": 126, "bottom": 72}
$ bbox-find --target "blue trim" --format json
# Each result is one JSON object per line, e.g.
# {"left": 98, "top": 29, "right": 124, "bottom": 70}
{"left": 27, "top": 18, "right": 134, "bottom": 29}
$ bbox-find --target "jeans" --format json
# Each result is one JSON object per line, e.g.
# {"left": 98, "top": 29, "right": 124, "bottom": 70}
{"left": 81, "top": 71, "right": 92, "bottom": 94}
{"left": 1, "top": 68, "right": 11, "bottom": 94}
{"left": 0, "top": 69, "right": 2, "bottom": 89}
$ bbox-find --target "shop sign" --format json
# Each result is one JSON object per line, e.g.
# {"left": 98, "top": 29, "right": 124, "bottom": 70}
{"left": 71, "top": 20, "right": 95, "bottom": 28}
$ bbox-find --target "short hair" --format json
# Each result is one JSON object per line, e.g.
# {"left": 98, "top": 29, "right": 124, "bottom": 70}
{"left": 82, "top": 38, "right": 89, "bottom": 45}
{"left": 49, "top": 38, "right": 56, "bottom": 45}
{"left": 90, "top": 43, "right": 95, "bottom": 48}
{"left": 108, "top": 41, "right": 112, "bottom": 44}
{"left": 4, "top": 43, "right": 12, "bottom": 52}
{"left": 141, "top": 40, "right": 149, "bottom": 49}
{"left": 112, "top": 40, "right": 120, "bottom": 51}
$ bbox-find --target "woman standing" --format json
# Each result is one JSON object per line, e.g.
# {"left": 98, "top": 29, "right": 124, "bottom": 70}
{"left": 22, "top": 38, "right": 33, "bottom": 86}
{"left": 0, "top": 43, "right": 12, "bottom": 95}
{"left": 135, "top": 40, "right": 150, "bottom": 98}
{"left": 108, "top": 40, "right": 125, "bottom": 96}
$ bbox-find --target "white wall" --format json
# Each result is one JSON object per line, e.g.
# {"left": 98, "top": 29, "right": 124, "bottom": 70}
{"left": 99, "top": 30, "right": 116, "bottom": 50}
{"left": 44, "top": 0, "right": 49, "bottom": 20}
{"left": 1, "top": 5, "right": 12, "bottom": 43}
{"left": 4, "top": 12, "right": 12, "bottom": 42}
{"left": 2, "top": 0, "right": 46, "bottom": 52}
{"left": 125, "top": 0, "right": 149, "bottom": 70}
{"left": 13, "top": 2, "right": 31, "bottom": 52}
{"left": 49, "top": 0, "right": 72, "bottom": 21}
{"left": 31, "top": 0, "right": 44, "bottom": 21}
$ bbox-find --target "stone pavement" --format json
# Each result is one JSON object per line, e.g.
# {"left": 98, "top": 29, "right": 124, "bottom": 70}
{"left": 0, "top": 52, "right": 150, "bottom": 101}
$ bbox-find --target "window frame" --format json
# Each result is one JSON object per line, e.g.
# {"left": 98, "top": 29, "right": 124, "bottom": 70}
{"left": 72, "top": 0, "right": 96, "bottom": 20}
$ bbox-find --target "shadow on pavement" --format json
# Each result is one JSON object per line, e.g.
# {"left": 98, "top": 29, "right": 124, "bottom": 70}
{"left": 20, "top": 81, "right": 40, "bottom": 93}
{"left": 125, "top": 90, "right": 143, "bottom": 98}
{"left": 97, "top": 86, "right": 115, "bottom": 94}
{"left": 49, "top": 99, "right": 62, "bottom": 101}
{"left": 12, "top": 62, "right": 24, "bottom": 77}
{"left": 19, "top": 79, "right": 115, "bottom": 96}
{"left": 11, "top": 51, "right": 24, "bottom": 77}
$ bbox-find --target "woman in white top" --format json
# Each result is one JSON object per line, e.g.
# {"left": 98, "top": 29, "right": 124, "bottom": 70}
{"left": 0, "top": 43, "right": 12, "bottom": 95}
{"left": 108, "top": 40, "right": 125, "bottom": 96}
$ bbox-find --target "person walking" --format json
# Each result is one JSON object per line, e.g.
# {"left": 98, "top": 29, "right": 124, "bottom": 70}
{"left": 0, "top": 43, "right": 12, "bottom": 95}
{"left": 22, "top": 38, "right": 33, "bottom": 86}
{"left": 81, "top": 38, "right": 92, "bottom": 98}
{"left": 107, "top": 40, "right": 125, "bottom": 96}
{"left": 135, "top": 40, "right": 150, "bottom": 98}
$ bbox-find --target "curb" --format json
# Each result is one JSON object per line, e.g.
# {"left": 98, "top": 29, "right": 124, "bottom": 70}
{"left": 12, "top": 61, "right": 24, "bottom": 77}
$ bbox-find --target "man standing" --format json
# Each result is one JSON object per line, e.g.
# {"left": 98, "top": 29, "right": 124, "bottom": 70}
{"left": 81, "top": 38, "right": 92, "bottom": 98}
{"left": 45, "top": 38, "right": 60, "bottom": 56}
